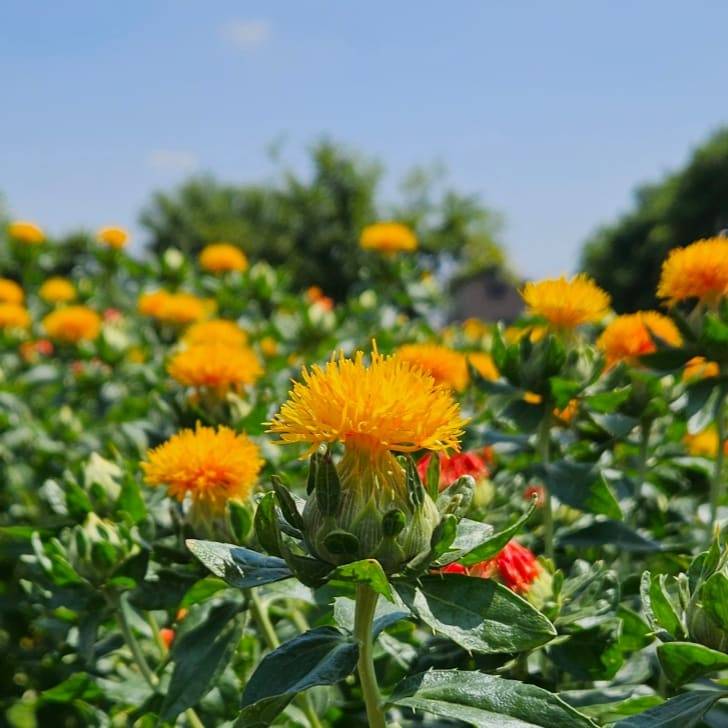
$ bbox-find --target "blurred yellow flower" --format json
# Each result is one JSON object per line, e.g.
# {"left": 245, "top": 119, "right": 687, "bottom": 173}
{"left": 43, "top": 306, "right": 101, "bottom": 343}
{"left": 360, "top": 222, "right": 417, "bottom": 254}
{"left": 468, "top": 352, "right": 498, "bottom": 380}
{"left": 8, "top": 220, "right": 44, "bottom": 245}
{"left": 199, "top": 243, "right": 248, "bottom": 273}
{"left": 268, "top": 347, "right": 466, "bottom": 455}
{"left": 462, "top": 318, "right": 490, "bottom": 342}
{"left": 658, "top": 237, "right": 728, "bottom": 306}
{"left": 138, "top": 290, "right": 171, "bottom": 317}
{"left": 142, "top": 423, "right": 262, "bottom": 515}
{"left": 0, "top": 303, "right": 31, "bottom": 331}
{"left": 395, "top": 343, "right": 469, "bottom": 391}
{"left": 182, "top": 319, "right": 248, "bottom": 348}
{"left": 0, "top": 278, "right": 24, "bottom": 304}
{"left": 138, "top": 290, "right": 215, "bottom": 325}
{"left": 259, "top": 336, "right": 279, "bottom": 357}
{"left": 39, "top": 277, "right": 76, "bottom": 304}
{"left": 555, "top": 398, "right": 579, "bottom": 423}
{"left": 597, "top": 311, "right": 682, "bottom": 367}
{"left": 684, "top": 427, "right": 725, "bottom": 458}
{"left": 97, "top": 226, "right": 129, "bottom": 249}
{"left": 167, "top": 343, "right": 262, "bottom": 394}
{"left": 683, "top": 356, "right": 720, "bottom": 381}
{"left": 521, "top": 274, "right": 610, "bottom": 329}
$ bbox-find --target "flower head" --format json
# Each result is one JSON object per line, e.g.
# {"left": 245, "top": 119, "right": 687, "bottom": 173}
{"left": 39, "top": 277, "right": 76, "bottom": 304}
{"left": 597, "top": 311, "right": 682, "bottom": 367}
{"left": 470, "top": 541, "right": 541, "bottom": 593}
{"left": 167, "top": 343, "right": 262, "bottom": 393}
{"left": 182, "top": 319, "right": 248, "bottom": 348}
{"left": 8, "top": 220, "right": 44, "bottom": 245}
{"left": 268, "top": 348, "right": 465, "bottom": 455}
{"left": 306, "top": 286, "right": 334, "bottom": 311}
{"left": 658, "top": 237, "right": 728, "bottom": 306}
{"left": 259, "top": 336, "right": 279, "bottom": 357}
{"left": 97, "top": 226, "right": 129, "bottom": 249}
{"left": 199, "top": 243, "right": 248, "bottom": 273}
{"left": 0, "top": 278, "right": 23, "bottom": 304}
{"left": 521, "top": 274, "right": 610, "bottom": 328}
{"left": 684, "top": 427, "right": 728, "bottom": 458}
{"left": 138, "top": 290, "right": 171, "bottom": 317}
{"left": 468, "top": 352, "right": 498, "bottom": 381}
{"left": 683, "top": 356, "right": 720, "bottom": 381}
{"left": 142, "top": 423, "right": 262, "bottom": 514}
{"left": 360, "top": 222, "right": 417, "bottom": 254}
{"left": 139, "top": 290, "right": 214, "bottom": 325}
{"left": 395, "top": 343, "right": 469, "bottom": 391}
{"left": 43, "top": 306, "right": 101, "bottom": 343}
{"left": 0, "top": 303, "right": 31, "bottom": 331}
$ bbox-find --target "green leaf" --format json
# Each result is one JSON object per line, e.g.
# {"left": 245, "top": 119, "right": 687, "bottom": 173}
{"left": 161, "top": 601, "right": 243, "bottom": 721}
{"left": 238, "top": 627, "right": 358, "bottom": 727}
{"left": 684, "top": 377, "right": 721, "bottom": 420}
{"left": 615, "top": 689, "right": 728, "bottom": 727}
{"left": 640, "top": 347, "right": 699, "bottom": 371}
{"left": 658, "top": 642, "right": 728, "bottom": 685}
{"left": 584, "top": 387, "right": 631, "bottom": 413}
{"left": 391, "top": 669, "right": 596, "bottom": 728}
{"left": 540, "top": 462, "right": 622, "bottom": 520}
{"left": 700, "top": 572, "right": 728, "bottom": 631}
{"left": 41, "top": 673, "right": 102, "bottom": 703}
{"left": 560, "top": 520, "right": 660, "bottom": 552}
{"left": 640, "top": 572, "right": 684, "bottom": 639}
{"left": 253, "top": 491, "right": 282, "bottom": 557}
{"left": 397, "top": 574, "right": 556, "bottom": 654}
{"left": 117, "top": 477, "right": 146, "bottom": 523}
{"left": 333, "top": 595, "right": 410, "bottom": 636}
{"left": 331, "top": 559, "right": 393, "bottom": 601}
{"left": 180, "top": 576, "right": 229, "bottom": 608}
{"left": 548, "top": 619, "right": 624, "bottom": 680}
{"left": 590, "top": 413, "right": 639, "bottom": 439}
{"left": 186, "top": 540, "right": 292, "bottom": 589}
{"left": 433, "top": 518, "right": 494, "bottom": 566}
{"left": 457, "top": 499, "right": 538, "bottom": 567}
{"left": 618, "top": 605, "right": 654, "bottom": 653}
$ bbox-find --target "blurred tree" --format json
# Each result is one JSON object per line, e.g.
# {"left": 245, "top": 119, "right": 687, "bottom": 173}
{"left": 140, "top": 140, "right": 508, "bottom": 300}
{"left": 581, "top": 128, "right": 728, "bottom": 312}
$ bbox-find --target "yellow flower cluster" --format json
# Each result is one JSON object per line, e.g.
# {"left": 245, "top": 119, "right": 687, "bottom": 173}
{"left": 8, "top": 220, "right": 44, "bottom": 245}
{"left": 39, "top": 277, "right": 76, "bottom": 304}
{"left": 0, "top": 278, "right": 24, "bottom": 304}
{"left": 182, "top": 319, "right": 248, "bottom": 348}
{"left": 395, "top": 343, "right": 469, "bottom": 391}
{"left": 0, "top": 303, "right": 31, "bottom": 331}
{"left": 42, "top": 306, "right": 101, "bottom": 343}
{"left": 658, "top": 237, "right": 728, "bottom": 306}
{"left": 199, "top": 243, "right": 248, "bottom": 273}
{"left": 597, "top": 311, "right": 682, "bottom": 367}
{"left": 138, "top": 290, "right": 215, "bottom": 325}
{"left": 97, "top": 226, "right": 129, "bottom": 249}
{"left": 360, "top": 222, "right": 417, "bottom": 254}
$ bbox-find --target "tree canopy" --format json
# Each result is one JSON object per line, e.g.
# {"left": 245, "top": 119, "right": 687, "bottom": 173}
{"left": 581, "top": 127, "right": 728, "bottom": 312}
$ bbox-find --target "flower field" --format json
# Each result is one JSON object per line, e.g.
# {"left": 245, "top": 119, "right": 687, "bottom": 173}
{"left": 3, "top": 220, "right": 728, "bottom": 727}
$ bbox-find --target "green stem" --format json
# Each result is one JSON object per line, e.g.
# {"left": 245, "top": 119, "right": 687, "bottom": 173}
{"left": 249, "top": 590, "right": 323, "bottom": 728}
{"left": 115, "top": 606, "right": 158, "bottom": 689}
{"left": 354, "top": 583, "right": 386, "bottom": 728}
{"left": 146, "top": 612, "right": 167, "bottom": 658}
{"left": 632, "top": 421, "right": 651, "bottom": 527}
{"left": 538, "top": 415, "right": 554, "bottom": 561}
{"left": 708, "top": 391, "right": 727, "bottom": 543}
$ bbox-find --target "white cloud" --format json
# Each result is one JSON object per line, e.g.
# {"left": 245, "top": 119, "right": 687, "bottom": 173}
{"left": 220, "top": 19, "right": 270, "bottom": 51}
{"left": 147, "top": 150, "right": 198, "bottom": 174}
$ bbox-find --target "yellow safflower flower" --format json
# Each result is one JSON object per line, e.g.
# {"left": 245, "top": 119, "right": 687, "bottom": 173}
{"left": 182, "top": 319, "right": 248, "bottom": 348}
{"left": 360, "top": 222, "right": 417, "bottom": 254}
{"left": 42, "top": 306, "right": 101, "bottom": 343}
{"left": 138, "top": 291, "right": 215, "bottom": 325}
{"left": 658, "top": 237, "right": 728, "bottom": 306}
{"left": 97, "top": 226, "right": 129, "bottom": 249}
{"left": 395, "top": 343, "right": 469, "bottom": 391}
{"left": 8, "top": 220, "right": 44, "bottom": 245}
{"left": 0, "top": 278, "right": 24, "bottom": 304}
{"left": 142, "top": 423, "right": 262, "bottom": 515}
{"left": 521, "top": 274, "right": 610, "bottom": 329}
{"left": 684, "top": 427, "right": 724, "bottom": 458}
{"left": 167, "top": 343, "right": 262, "bottom": 394}
{"left": 199, "top": 243, "right": 248, "bottom": 273}
{"left": 468, "top": 352, "right": 498, "bottom": 380}
{"left": 597, "top": 311, "right": 682, "bottom": 367}
{"left": 683, "top": 356, "right": 720, "bottom": 381}
{"left": 39, "top": 277, "right": 76, "bottom": 304}
{"left": 0, "top": 303, "right": 31, "bottom": 331}
{"left": 259, "top": 336, "right": 279, "bottom": 357}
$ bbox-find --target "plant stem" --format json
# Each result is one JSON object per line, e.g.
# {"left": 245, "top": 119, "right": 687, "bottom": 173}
{"left": 249, "top": 590, "right": 323, "bottom": 728}
{"left": 632, "top": 421, "right": 651, "bottom": 527}
{"left": 708, "top": 391, "right": 727, "bottom": 543}
{"left": 146, "top": 612, "right": 167, "bottom": 658}
{"left": 537, "top": 415, "right": 554, "bottom": 561}
{"left": 353, "top": 583, "right": 386, "bottom": 728}
{"left": 115, "top": 606, "right": 158, "bottom": 689}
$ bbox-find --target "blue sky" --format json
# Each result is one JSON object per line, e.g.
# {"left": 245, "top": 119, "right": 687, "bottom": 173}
{"left": 2, "top": 1, "right": 728, "bottom": 277}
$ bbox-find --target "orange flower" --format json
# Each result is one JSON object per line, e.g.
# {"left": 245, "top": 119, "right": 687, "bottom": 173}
{"left": 97, "top": 226, "right": 129, "bottom": 249}
{"left": 657, "top": 237, "right": 728, "bottom": 306}
{"left": 139, "top": 290, "right": 215, "bottom": 325}
{"left": 167, "top": 344, "right": 262, "bottom": 394}
{"left": 468, "top": 352, "right": 498, "bottom": 381}
{"left": 0, "top": 278, "right": 24, "bottom": 304}
{"left": 0, "top": 303, "right": 31, "bottom": 331}
{"left": 182, "top": 319, "right": 248, "bottom": 348}
{"left": 683, "top": 356, "right": 720, "bottom": 381}
{"left": 199, "top": 243, "right": 248, "bottom": 273}
{"left": 8, "top": 220, "right": 44, "bottom": 245}
{"left": 138, "top": 290, "right": 171, "bottom": 317}
{"left": 597, "top": 311, "right": 682, "bottom": 367}
{"left": 395, "top": 343, "right": 469, "bottom": 391}
{"left": 42, "top": 306, "right": 101, "bottom": 343}
{"left": 360, "top": 222, "right": 417, "bottom": 254}
{"left": 39, "top": 277, "right": 76, "bottom": 304}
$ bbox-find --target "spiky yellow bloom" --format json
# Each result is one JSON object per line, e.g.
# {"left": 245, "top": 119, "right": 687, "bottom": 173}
{"left": 521, "top": 274, "right": 611, "bottom": 329}
{"left": 0, "top": 278, "right": 23, "bottom": 304}
{"left": 259, "top": 336, "right": 279, "bottom": 357}
{"left": 268, "top": 348, "right": 466, "bottom": 455}
{"left": 8, "top": 220, "right": 44, "bottom": 244}
{"left": 395, "top": 343, "right": 469, "bottom": 391}
{"left": 42, "top": 306, "right": 101, "bottom": 343}
{"left": 683, "top": 356, "right": 720, "bottom": 381}
{"left": 141, "top": 423, "right": 262, "bottom": 514}
{"left": 597, "top": 311, "right": 682, "bottom": 367}
{"left": 39, "top": 277, "right": 76, "bottom": 304}
{"left": 658, "top": 237, "right": 728, "bottom": 306}
{"left": 360, "top": 222, "right": 417, "bottom": 254}
{"left": 684, "top": 427, "right": 725, "bottom": 458}
{"left": 167, "top": 344, "right": 262, "bottom": 393}
{"left": 0, "top": 303, "right": 31, "bottom": 330}
{"left": 138, "top": 290, "right": 171, "bottom": 317}
{"left": 462, "top": 318, "right": 490, "bottom": 342}
{"left": 468, "top": 352, "right": 498, "bottom": 380}
{"left": 97, "top": 226, "right": 129, "bottom": 249}
{"left": 182, "top": 319, "right": 248, "bottom": 348}
{"left": 199, "top": 243, "right": 248, "bottom": 273}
